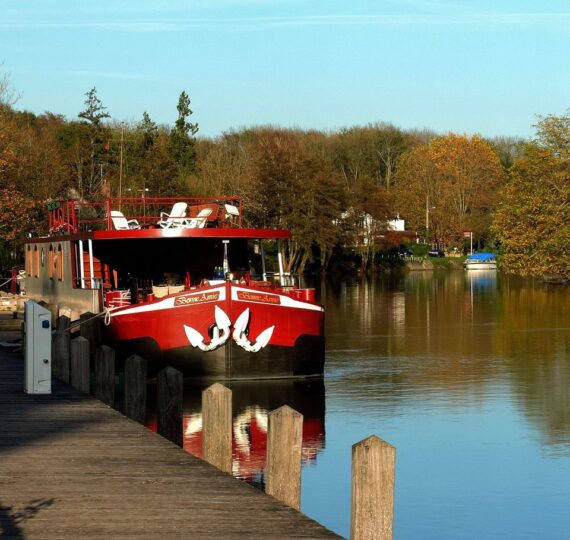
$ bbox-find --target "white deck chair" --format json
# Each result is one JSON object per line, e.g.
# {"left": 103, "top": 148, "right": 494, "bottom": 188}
{"left": 157, "top": 202, "right": 189, "bottom": 229}
{"left": 224, "top": 204, "right": 240, "bottom": 225}
{"left": 110, "top": 211, "right": 141, "bottom": 230}
{"left": 185, "top": 207, "right": 213, "bottom": 229}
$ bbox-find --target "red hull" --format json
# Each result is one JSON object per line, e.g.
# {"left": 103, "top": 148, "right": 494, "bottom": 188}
{"left": 105, "top": 282, "right": 325, "bottom": 379}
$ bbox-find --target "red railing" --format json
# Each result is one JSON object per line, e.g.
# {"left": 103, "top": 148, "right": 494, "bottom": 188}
{"left": 48, "top": 196, "right": 243, "bottom": 234}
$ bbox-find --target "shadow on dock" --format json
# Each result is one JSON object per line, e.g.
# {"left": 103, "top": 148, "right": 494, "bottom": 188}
{"left": 0, "top": 498, "right": 56, "bottom": 538}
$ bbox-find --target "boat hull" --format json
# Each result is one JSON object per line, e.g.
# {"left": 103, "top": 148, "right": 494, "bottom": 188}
{"left": 104, "top": 283, "right": 325, "bottom": 380}
{"left": 464, "top": 263, "right": 497, "bottom": 270}
{"left": 113, "top": 335, "right": 325, "bottom": 379}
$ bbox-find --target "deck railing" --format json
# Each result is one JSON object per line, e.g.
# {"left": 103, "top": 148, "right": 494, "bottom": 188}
{"left": 48, "top": 196, "right": 243, "bottom": 234}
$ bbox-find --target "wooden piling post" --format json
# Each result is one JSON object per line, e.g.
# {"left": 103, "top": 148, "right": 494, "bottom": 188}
{"left": 52, "top": 315, "right": 71, "bottom": 383}
{"left": 202, "top": 383, "right": 232, "bottom": 473}
{"left": 59, "top": 306, "right": 72, "bottom": 320}
{"left": 266, "top": 405, "right": 303, "bottom": 511}
{"left": 124, "top": 355, "right": 147, "bottom": 424}
{"left": 350, "top": 435, "right": 396, "bottom": 540}
{"left": 157, "top": 367, "right": 183, "bottom": 447}
{"left": 95, "top": 345, "right": 115, "bottom": 407}
{"left": 79, "top": 311, "right": 101, "bottom": 358}
{"left": 70, "top": 337, "right": 90, "bottom": 394}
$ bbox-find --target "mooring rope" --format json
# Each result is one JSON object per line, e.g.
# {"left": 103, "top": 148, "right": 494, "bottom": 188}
{"left": 0, "top": 277, "right": 14, "bottom": 289}
{"left": 64, "top": 307, "right": 119, "bottom": 332}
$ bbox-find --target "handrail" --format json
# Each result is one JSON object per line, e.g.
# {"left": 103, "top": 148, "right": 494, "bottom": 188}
{"left": 48, "top": 196, "right": 243, "bottom": 234}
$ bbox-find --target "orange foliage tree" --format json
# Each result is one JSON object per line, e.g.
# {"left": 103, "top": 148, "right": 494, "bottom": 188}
{"left": 0, "top": 186, "right": 37, "bottom": 241}
{"left": 393, "top": 133, "right": 504, "bottom": 246}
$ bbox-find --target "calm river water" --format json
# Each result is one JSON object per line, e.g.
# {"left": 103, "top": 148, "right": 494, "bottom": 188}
{"left": 163, "top": 271, "right": 570, "bottom": 539}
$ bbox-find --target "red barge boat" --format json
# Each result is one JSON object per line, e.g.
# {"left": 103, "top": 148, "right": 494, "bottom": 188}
{"left": 24, "top": 196, "right": 325, "bottom": 379}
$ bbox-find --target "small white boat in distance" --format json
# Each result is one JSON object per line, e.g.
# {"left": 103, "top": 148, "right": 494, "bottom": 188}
{"left": 464, "top": 253, "right": 497, "bottom": 270}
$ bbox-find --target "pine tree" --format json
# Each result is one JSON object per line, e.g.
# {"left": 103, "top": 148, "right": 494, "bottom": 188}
{"left": 78, "top": 87, "right": 110, "bottom": 128}
{"left": 77, "top": 87, "right": 111, "bottom": 198}
{"left": 169, "top": 91, "right": 198, "bottom": 171}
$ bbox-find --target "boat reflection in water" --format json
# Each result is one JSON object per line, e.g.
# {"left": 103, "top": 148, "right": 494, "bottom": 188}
{"left": 146, "top": 379, "right": 325, "bottom": 487}
{"left": 466, "top": 269, "right": 497, "bottom": 289}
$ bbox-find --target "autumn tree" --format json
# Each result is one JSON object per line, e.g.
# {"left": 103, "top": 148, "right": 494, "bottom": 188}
{"left": 393, "top": 134, "right": 504, "bottom": 246}
{"left": 3, "top": 112, "right": 70, "bottom": 201}
{"left": 430, "top": 134, "right": 503, "bottom": 243}
{"left": 488, "top": 136, "right": 524, "bottom": 170}
{"left": 391, "top": 144, "right": 445, "bottom": 243}
{"left": 336, "top": 181, "right": 391, "bottom": 270}
{"left": 196, "top": 128, "right": 258, "bottom": 203}
{"left": 0, "top": 74, "right": 17, "bottom": 177}
{"left": 534, "top": 111, "right": 570, "bottom": 160}
{"left": 129, "top": 113, "right": 178, "bottom": 196}
{"left": 251, "top": 129, "right": 343, "bottom": 273}
{"left": 0, "top": 108, "right": 43, "bottom": 266}
{"left": 492, "top": 115, "right": 570, "bottom": 280}
{"left": 0, "top": 72, "right": 19, "bottom": 113}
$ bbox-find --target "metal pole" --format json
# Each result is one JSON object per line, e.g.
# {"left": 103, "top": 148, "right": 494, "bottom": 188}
{"left": 88, "top": 239, "right": 95, "bottom": 289}
{"left": 119, "top": 125, "right": 124, "bottom": 210}
{"left": 425, "top": 194, "right": 429, "bottom": 245}
{"left": 470, "top": 232, "right": 473, "bottom": 255}
{"left": 222, "top": 240, "right": 230, "bottom": 275}
{"left": 78, "top": 240, "right": 85, "bottom": 289}
{"left": 260, "top": 241, "right": 267, "bottom": 281}
{"left": 277, "top": 240, "right": 284, "bottom": 280}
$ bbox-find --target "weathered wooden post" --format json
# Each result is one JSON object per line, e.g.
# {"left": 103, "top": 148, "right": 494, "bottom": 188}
{"left": 70, "top": 336, "right": 90, "bottom": 394}
{"left": 350, "top": 435, "right": 396, "bottom": 540}
{"left": 95, "top": 345, "right": 115, "bottom": 407}
{"left": 79, "top": 311, "right": 101, "bottom": 358}
{"left": 59, "top": 306, "right": 72, "bottom": 319}
{"left": 157, "top": 367, "right": 183, "bottom": 447}
{"left": 266, "top": 405, "right": 303, "bottom": 511}
{"left": 202, "top": 383, "right": 232, "bottom": 473}
{"left": 52, "top": 315, "right": 71, "bottom": 383}
{"left": 124, "top": 355, "right": 147, "bottom": 424}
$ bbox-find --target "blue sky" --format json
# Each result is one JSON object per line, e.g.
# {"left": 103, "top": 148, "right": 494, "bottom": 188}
{"left": 2, "top": 0, "right": 569, "bottom": 138}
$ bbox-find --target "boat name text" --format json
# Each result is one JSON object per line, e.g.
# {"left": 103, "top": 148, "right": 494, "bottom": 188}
{"left": 237, "top": 291, "right": 280, "bottom": 305}
{"left": 175, "top": 292, "right": 220, "bottom": 306}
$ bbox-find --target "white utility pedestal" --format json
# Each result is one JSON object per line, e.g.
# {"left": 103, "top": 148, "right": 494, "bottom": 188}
{"left": 24, "top": 301, "right": 52, "bottom": 394}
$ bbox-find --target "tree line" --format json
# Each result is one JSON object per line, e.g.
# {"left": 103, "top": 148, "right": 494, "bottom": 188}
{"left": 0, "top": 79, "right": 567, "bottom": 280}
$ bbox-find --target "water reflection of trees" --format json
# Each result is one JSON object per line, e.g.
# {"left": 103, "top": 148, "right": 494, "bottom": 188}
{"left": 496, "top": 278, "right": 570, "bottom": 450}
{"left": 324, "top": 274, "right": 570, "bottom": 450}
{"left": 325, "top": 272, "right": 502, "bottom": 389}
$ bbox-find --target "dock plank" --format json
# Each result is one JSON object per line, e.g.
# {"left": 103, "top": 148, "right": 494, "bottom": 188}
{"left": 0, "top": 347, "right": 340, "bottom": 539}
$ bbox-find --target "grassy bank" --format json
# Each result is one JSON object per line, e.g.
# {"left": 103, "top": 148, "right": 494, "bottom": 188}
{"left": 428, "top": 257, "right": 466, "bottom": 270}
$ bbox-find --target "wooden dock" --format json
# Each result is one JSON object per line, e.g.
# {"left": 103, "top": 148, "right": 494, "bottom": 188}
{"left": 0, "top": 341, "right": 340, "bottom": 539}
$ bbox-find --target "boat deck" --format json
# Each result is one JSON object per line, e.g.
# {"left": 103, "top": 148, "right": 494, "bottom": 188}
{"left": 0, "top": 338, "right": 339, "bottom": 539}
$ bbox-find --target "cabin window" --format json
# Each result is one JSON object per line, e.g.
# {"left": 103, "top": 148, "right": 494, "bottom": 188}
{"left": 33, "top": 246, "right": 39, "bottom": 278}
{"left": 57, "top": 244, "right": 64, "bottom": 282}
{"left": 48, "top": 245, "right": 55, "bottom": 279}
{"left": 25, "top": 246, "right": 31, "bottom": 275}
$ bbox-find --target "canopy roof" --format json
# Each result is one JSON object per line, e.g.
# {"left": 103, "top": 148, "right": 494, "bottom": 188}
{"left": 467, "top": 252, "right": 496, "bottom": 261}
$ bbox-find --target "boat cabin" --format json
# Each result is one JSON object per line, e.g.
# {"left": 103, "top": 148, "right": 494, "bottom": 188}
{"left": 25, "top": 197, "right": 298, "bottom": 318}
